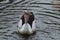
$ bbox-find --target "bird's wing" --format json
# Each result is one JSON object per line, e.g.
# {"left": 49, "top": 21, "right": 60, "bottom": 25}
{"left": 32, "top": 20, "right": 36, "bottom": 31}
{"left": 18, "top": 19, "right": 22, "bottom": 29}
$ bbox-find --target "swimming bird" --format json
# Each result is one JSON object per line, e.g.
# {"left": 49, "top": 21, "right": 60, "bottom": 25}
{"left": 18, "top": 11, "right": 36, "bottom": 35}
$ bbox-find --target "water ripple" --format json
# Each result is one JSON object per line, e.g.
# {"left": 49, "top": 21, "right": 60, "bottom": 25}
{"left": 0, "top": 0, "right": 60, "bottom": 40}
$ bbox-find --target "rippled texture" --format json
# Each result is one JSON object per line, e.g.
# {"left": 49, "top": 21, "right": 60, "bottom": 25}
{"left": 0, "top": 0, "right": 60, "bottom": 40}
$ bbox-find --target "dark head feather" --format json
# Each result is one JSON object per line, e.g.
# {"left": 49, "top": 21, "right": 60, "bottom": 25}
{"left": 21, "top": 12, "right": 35, "bottom": 27}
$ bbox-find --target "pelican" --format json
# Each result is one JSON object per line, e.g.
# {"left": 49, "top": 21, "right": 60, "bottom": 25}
{"left": 18, "top": 11, "right": 36, "bottom": 35}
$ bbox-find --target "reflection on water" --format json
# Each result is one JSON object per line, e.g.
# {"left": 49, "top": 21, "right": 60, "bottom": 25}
{"left": 0, "top": 0, "right": 60, "bottom": 40}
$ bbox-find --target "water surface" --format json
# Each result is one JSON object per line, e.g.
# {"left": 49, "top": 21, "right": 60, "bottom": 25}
{"left": 0, "top": 0, "right": 60, "bottom": 40}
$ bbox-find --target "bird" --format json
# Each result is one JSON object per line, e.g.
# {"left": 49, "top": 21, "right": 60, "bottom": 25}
{"left": 18, "top": 11, "right": 36, "bottom": 35}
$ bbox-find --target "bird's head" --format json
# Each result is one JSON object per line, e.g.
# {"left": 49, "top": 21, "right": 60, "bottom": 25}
{"left": 24, "top": 11, "right": 32, "bottom": 22}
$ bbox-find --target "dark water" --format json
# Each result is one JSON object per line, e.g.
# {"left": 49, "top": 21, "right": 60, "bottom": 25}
{"left": 0, "top": 0, "right": 60, "bottom": 40}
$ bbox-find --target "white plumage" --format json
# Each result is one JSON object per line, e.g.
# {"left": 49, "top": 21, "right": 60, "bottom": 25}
{"left": 18, "top": 19, "right": 36, "bottom": 34}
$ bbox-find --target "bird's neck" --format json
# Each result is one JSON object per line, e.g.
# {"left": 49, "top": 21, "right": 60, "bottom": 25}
{"left": 25, "top": 18, "right": 29, "bottom": 23}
